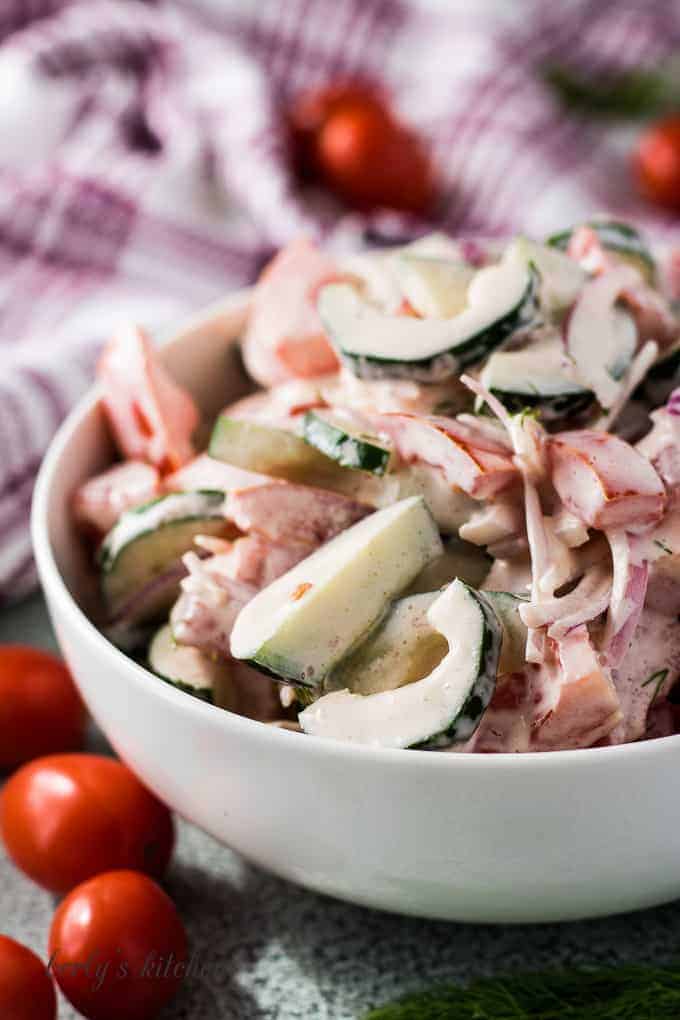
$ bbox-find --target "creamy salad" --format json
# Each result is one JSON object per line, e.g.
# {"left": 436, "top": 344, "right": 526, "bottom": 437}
{"left": 74, "top": 221, "right": 680, "bottom": 751}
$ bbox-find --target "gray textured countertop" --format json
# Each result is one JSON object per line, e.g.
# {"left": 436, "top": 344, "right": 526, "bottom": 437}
{"left": 2, "top": 595, "right": 680, "bottom": 1020}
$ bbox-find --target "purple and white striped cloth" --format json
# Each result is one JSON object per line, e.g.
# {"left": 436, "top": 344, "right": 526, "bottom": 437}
{"left": 1, "top": 0, "right": 679, "bottom": 600}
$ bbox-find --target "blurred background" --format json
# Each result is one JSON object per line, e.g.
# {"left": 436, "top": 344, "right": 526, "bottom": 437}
{"left": 0, "top": 0, "right": 679, "bottom": 600}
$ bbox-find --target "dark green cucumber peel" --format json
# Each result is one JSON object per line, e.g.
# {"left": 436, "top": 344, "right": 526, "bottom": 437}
{"left": 302, "top": 411, "right": 391, "bottom": 475}
{"left": 99, "top": 491, "right": 227, "bottom": 626}
{"left": 98, "top": 490, "right": 226, "bottom": 574}
{"left": 242, "top": 654, "right": 313, "bottom": 687}
{"left": 208, "top": 416, "right": 334, "bottom": 478}
{"left": 363, "top": 964, "right": 680, "bottom": 1020}
{"left": 338, "top": 266, "right": 541, "bottom": 380}
{"left": 292, "top": 684, "right": 317, "bottom": 707}
{"left": 488, "top": 384, "right": 595, "bottom": 422}
{"left": 414, "top": 583, "right": 502, "bottom": 749}
{"left": 154, "top": 674, "right": 214, "bottom": 704}
{"left": 98, "top": 493, "right": 168, "bottom": 573}
{"left": 547, "top": 220, "right": 655, "bottom": 274}
{"left": 485, "top": 590, "right": 529, "bottom": 674}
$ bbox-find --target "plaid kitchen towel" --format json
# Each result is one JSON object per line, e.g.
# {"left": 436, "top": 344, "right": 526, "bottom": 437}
{"left": 1, "top": 0, "right": 679, "bottom": 600}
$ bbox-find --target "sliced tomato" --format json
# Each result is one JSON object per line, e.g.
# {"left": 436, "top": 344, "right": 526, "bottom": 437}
{"left": 242, "top": 239, "right": 341, "bottom": 388}
{"left": 466, "top": 671, "right": 532, "bottom": 753}
{"left": 532, "top": 626, "right": 621, "bottom": 750}
{"left": 171, "top": 551, "right": 257, "bottom": 659}
{"left": 225, "top": 482, "right": 370, "bottom": 545}
{"left": 73, "top": 460, "right": 161, "bottom": 535}
{"left": 223, "top": 534, "right": 308, "bottom": 588}
{"left": 98, "top": 324, "right": 199, "bottom": 473}
{"left": 370, "top": 413, "right": 518, "bottom": 500}
{"left": 164, "top": 452, "right": 273, "bottom": 493}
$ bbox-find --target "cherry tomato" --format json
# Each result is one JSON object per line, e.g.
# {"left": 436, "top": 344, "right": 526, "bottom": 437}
{"left": 0, "top": 645, "right": 85, "bottom": 772}
{"left": 0, "top": 754, "right": 174, "bottom": 893}
{"left": 0, "top": 934, "right": 56, "bottom": 1020}
{"left": 635, "top": 116, "right": 680, "bottom": 211}
{"left": 287, "top": 81, "right": 386, "bottom": 179}
{"left": 48, "top": 870, "right": 187, "bottom": 1020}
{"left": 288, "top": 81, "right": 434, "bottom": 213}
{"left": 316, "top": 103, "right": 433, "bottom": 213}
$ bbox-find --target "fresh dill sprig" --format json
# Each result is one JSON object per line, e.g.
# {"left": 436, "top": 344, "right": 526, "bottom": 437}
{"left": 642, "top": 668, "right": 669, "bottom": 706}
{"left": 364, "top": 964, "right": 680, "bottom": 1019}
{"left": 543, "top": 62, "right": 680, "bottom": 118}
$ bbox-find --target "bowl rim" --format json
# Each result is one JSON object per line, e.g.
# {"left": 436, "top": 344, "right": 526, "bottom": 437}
{"left": 30, "top": 297, "right": 680, "bottom": 772}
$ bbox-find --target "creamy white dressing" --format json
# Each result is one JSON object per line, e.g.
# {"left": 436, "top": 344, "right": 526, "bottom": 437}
{"left": 459, "top": 501, "right": 523, "bottom": 547}
{"left": 504, "top": 236, "right": 586, "bottom": 310}
{"left": 299, "top": 580, "right": 491, "bottom": 748}
{"left": 393, "top": 462, "right": 477, "bottom": 533}
{"left": 337, "top": 251, "right": 403, "bottom": 312}
{"left": 392, "top": 253, "right": 474, "bottom": 318}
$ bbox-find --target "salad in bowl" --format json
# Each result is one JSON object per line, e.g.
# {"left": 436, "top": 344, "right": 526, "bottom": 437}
{"left": 73, "top": 220, "right": 680, "bottom": 754}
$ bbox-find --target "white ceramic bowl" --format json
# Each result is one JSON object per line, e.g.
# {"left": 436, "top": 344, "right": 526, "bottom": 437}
{"left": 32, "top": 292, "right": 680, "bottom": 923}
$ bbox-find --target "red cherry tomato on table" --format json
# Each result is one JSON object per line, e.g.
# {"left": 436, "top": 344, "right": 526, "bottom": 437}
{"left": 48, "top": 870, "right": 188, "bottom": 1020}
{"left": 0, "top": 934, "right": 56, "bottom": 1020}
{"left": 0, "top": 753, "right": 174, "bottom": 893}
{"left": 635, "top": 116, "right": 680, "bottom": 211}
{"left": 317, "top": 103, "right": 433, "bottom": 213}
{"left": 288, "top": 82, "right": 434, "bottom": 213}
{"left": 288, "top": 81, "right": 387, "bottom": 179}
{"left": 0, "top": 645, "right": 85, "bottom": 772}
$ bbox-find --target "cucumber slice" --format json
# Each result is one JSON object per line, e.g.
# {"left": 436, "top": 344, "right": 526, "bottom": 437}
{"left": 480, "top": 342, "right": 595, "bottom": 421}
{"left": 209, "top": 415, "right": 394, "bottom": 505}
{"left": 392, "top": 463, "right": 477, "bottom": 534}
{"left": 230, "top": 496, "right": 442, "bottom": 685}
{"left": 484, "top": 591, "right": 528, "bottom": 674}
{"left": 302, "top": 410, "right": 391, "bottom": 475}
{"left": 406, "top": 536, "right": 491, "bottom": 593}
{"left": 299, "top": 579, "right": 501, "bottom": 748}
{"left": 100, "top": 491, "right": 227, "bottom": 620}
{"left": 566, "top": 276, "right": 638, "bottom": 410}
{"left": 338, "top": 251, "right": 403, "bottom": 311}
{"left": 548, "top": 220, "right": 655, "bottom": 282}
{"left": 400, "top": 232, "right": 464, "bottom": 260}
{"left": 148, "top": 624, "right": 236, "bottom": 708}
{"left": 392, "top": 253, "right": 475, "bottom": 318}
{"left": 317, "top": 258, "right": 539, "bottom": 382}
{"left": 325, "top": 591, "right": 447, "bottom": 697}
{"left": 504, "top": 237, "right": 586, "bottom": 311}
{"left": 209, "top": 416, "right": 333, "bottom": 480}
